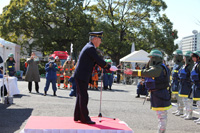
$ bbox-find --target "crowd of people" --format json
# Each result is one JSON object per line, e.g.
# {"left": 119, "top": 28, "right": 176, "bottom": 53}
{"left": 171, "top": 50, "right": 200, "bottom": 124}
{"left": 2, "top": 31, "right": 200, "bottom": 132}
{"left": 0, "top": 52, "right": 115, "bottom": 97}
{"left": 125, "top": 49, "right": 200, "bottom": 133}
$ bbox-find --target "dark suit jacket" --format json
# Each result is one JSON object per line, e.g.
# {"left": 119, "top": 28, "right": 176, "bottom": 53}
{"left": 74, "top": 42, "right": 109, "bottom": 82}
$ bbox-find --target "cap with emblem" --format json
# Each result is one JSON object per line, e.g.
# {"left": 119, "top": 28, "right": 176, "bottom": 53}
{"left": 89, "top": 31, "right": 103, "bottom": 39}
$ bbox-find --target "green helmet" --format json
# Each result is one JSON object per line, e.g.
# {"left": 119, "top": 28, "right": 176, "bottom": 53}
{"left": 148, "top": 50, "right": 163, "bottom": 66}
{"left": 173, "top": 50, "right": 183, "bottom": 55}
{"left": 148, "top": 50, "right": 163, "bottom": 58}
{"left": 184, "top": 51, "right": 193, "bottom": 65}
{"left": 184, "top": 51, "right": 193, "bottom": 57}
{"left": 106, "top": 59, "right": 112, "bottom": 63}
{"left": 173, "top": 50, "right": 183, "bottom": 63}
{"left": 192, "top": 51, "right": 200, "bottom": 58}
{"left": 8, "top": 53, "right": 14, "bottom": 58}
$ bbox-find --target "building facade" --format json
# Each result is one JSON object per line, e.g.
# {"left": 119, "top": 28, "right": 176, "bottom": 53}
{"left": 179, "top": 32, "right": 200, "bottom": 53}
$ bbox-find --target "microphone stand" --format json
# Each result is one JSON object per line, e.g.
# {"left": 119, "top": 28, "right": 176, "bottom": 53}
{"left": 98, "top": 66, "right": 116, "bottom": 122}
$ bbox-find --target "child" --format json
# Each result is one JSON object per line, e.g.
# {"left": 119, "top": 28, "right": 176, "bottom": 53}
{"left": 44, "top": 57, "right": 58, "bottom": 96}
{"left": 103, "top": 59, "right": 113, "bottom": 90}
{"left": 6, "top": 53, "right": 16, "bottom": 76}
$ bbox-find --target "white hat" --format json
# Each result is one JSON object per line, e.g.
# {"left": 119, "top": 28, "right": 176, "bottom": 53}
{"left": 55, "top": 56, "right": 59, "bottom": 60}
{"left": 67, "top": 56, "right": 71, "bottom": 61}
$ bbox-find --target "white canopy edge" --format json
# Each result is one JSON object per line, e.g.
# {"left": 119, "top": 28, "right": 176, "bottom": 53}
{"left": 120, "top": 49, "right": 149, "bottom": 63}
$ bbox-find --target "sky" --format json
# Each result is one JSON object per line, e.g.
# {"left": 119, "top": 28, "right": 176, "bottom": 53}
{"left": 0, "top": 0, "right": 200, "bottom": 42}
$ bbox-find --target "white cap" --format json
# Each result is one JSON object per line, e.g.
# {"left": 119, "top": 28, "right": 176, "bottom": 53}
{"left": 55, "top": 56, "right": 59, "bottom": 60}
{"left": 67, "top": 56, "right": 71, "bottom": 61}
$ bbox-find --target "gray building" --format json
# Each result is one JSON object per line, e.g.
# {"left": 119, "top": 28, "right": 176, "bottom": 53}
{"left": 179, "top": 32, "right": 200, "bottom": 53}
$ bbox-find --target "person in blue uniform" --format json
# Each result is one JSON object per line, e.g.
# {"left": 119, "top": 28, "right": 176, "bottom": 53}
{"left": 103, "top": 59, "right": 113, "bottom": 90}
{"left": 125, "top": 49, "right": 171, "bottom": 133}
{"left": 73, "top": 31, "right": 111, "bottom": 124}
{"left": 190, "top": 51, "right": 200, "bottom": 124}
{"left": 6, "top": 53, "right": 16, "bottom": 76}
{"left": 135, "top": 77, "right": 148, "bottom": 98}
{"left": 69, "top": 76, "right": 77, "bottom": 97}
{"left": 178, "top": 51, "right": 194, "bottom": 120}
{"left": 44, "top": 56, "right": 58, "bottom": 96}
{"left": 171, "top": 50, "right": 184, "bottom": 116}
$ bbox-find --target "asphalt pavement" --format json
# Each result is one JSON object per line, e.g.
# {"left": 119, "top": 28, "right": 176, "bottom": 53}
{"left": 1, "top": 78, "right": 200, "bottom": 133}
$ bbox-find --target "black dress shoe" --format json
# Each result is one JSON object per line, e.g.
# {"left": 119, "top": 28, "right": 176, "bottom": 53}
{"left": 53, "top": 91, "right": 57, "bottom": 96}
{"left": 135, "top": 95, "right": 140, "bottom": 98}
{"left": 109, "top": 86, "right": 111, "bottom": 90}
{"left": 85, "top": 120, "right": 96, "bottom": 124}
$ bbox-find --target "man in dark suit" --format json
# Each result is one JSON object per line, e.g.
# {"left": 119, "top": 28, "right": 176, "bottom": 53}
{"left": 74, "top": 31, "right": 111, "bottom": 124}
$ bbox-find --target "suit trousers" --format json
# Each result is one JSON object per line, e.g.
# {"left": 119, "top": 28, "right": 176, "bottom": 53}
{"left": 28, "top": 81, "right": 39, "bottom": 92}
{"left": 74, "top": 78, "right": 91, "bottom": 123}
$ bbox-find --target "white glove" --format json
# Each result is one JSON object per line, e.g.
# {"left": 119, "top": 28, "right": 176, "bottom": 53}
{"left": 110, "top": 66, "right": 118, "bottom": 71}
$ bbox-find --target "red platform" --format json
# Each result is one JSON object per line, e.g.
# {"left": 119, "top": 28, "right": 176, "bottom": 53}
{"left": 21, "top": 116, "right": 133, "bottom": 133}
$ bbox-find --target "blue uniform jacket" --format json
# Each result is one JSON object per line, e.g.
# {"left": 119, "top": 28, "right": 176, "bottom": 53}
{"left": 6, "top": 60, "right": 15, "bottom": 76}
{"left": 147, "top": 64, "right": 171, "bottom": 111}
{"left": 178, "top": 65, "right": 192, "bottom": 97}
{"left": 171, "top": 63, "right": 183, "bottom": 94}
{"left": 74, "top": 42, "right": 110, "bottom": 82}
{"left": 45, "top": 62, "right": 58, "bottom": 80}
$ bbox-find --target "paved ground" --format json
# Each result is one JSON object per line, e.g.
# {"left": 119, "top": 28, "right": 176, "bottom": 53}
{"left": 1, "top": 78, "right": 200, "bottom": 133}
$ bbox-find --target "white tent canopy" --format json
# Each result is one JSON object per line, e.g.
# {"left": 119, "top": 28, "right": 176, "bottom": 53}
{"left": 120, "top": 49, "right": 149, "bottom": 63}
{"left": 0, "top": 38, "right": 21, "bottom": 71}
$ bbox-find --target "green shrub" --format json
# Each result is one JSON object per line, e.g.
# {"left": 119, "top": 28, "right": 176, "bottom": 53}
{"left": 38, "top": 61, "right": 48, "bottom": 75}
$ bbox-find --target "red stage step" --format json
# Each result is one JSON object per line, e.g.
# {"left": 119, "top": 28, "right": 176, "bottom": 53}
{"left": 21, "top": 116, "right": 133, "bottom": 133}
